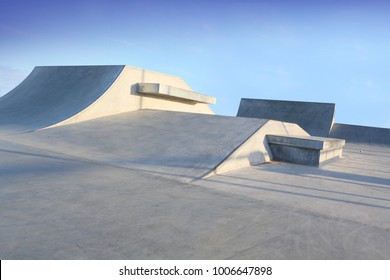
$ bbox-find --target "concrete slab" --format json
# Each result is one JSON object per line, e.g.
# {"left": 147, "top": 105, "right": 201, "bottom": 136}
{"left": 237, "top": 98, "right": 335, "bottom": 137}
{"left": 330, "top": 123, "right": 390, "bottom": 146}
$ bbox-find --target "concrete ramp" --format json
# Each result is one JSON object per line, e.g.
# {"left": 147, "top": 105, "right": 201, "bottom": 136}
{"left": 330, "top": 123, "right": 390, "bottom": 146}
{"left": 0, "top": 66, "right": 124, "bottom": 133}
{"left": 3, "top": 110, "right": 308, "bottom": 182}
{"left": 237, "top": 98, "right": 335, "bottom": 137}
{"left": 0, "top": 65, "right": 215, "bottom": 135}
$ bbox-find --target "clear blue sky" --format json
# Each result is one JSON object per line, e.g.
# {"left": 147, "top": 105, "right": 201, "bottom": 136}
{"left": 1, "top": 0, "right": 389, "bottom": 128}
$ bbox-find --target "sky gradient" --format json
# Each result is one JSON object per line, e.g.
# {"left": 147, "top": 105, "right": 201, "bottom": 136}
{"left": 1, "top": 0, "right": 389, "bottom": 128}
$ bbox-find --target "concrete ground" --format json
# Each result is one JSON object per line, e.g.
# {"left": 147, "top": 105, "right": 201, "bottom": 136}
{"left": 1, "top": 129, "right": 389, "bottom": 259}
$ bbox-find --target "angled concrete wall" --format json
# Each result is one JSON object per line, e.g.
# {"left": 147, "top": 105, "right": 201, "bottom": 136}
{"left": 237, "top": 98, "right": 335, "bottom": 137}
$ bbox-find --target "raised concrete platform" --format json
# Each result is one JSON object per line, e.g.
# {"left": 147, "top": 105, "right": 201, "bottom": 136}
{"left": 137, "top": 83, "right": 216, "bottom": 104}
{"left": 330, "top": 123, "right": 390, "bottom": 146}
{"left": 267, "top": 135, "right": 345, "bottom": 166}
{"left": 0, "top": 65, "right": 215, "bottom": 134}
{"left": 1, "top": 110, "right": 308, "bottom": 182}
{"left": 237, "top": 98, "right": 335, "bottom": 137}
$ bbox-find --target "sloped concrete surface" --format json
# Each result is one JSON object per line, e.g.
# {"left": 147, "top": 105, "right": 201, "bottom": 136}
{"left": 1, "top": 136, "right": 390, "bottom": 259}
{"left": 0, "top": 66, "right": 124, "bottom": 133}
{"left": 237, "top": 98, "right": 335, "bottom": 137}
{"left": 2, "top": 110, "right": 268, "bottom": 182}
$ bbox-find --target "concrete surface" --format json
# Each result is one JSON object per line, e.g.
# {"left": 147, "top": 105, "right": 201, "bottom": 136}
{"left": 1, "top": 136, "right": 389, "bottom": 259}
{"left": 0, "top": 65, "right": 388, "bottom": 260}
{"left": 1, "top": 110, "right": 268, "bottom": 182}
{"left": 330, "top": 123, "right": 390, "bottom": 146}
{"left": 1, "top": 110, "right": 311, "bottom": 182}
{"left": 0, "top": 65, "right": 124, "bottom": 134}
{"left": 267, "top": 135, "right": 345, "bottom": 166}
{"left": 137, "top": 83, "right": 216, "bottom": 104}
{"left": 237, "top": 98, "right": 335, "bottom": 137}
{"left": 0, "top": 65, "right": 215, "bottom": 134}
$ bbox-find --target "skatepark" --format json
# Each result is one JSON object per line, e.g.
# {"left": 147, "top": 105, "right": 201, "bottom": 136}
{"left": 0, "top": 65, "right": 389, "bottom": 259}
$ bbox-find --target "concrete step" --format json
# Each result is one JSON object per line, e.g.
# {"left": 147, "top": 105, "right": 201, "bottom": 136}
{"left": 266, "top": 135, "right": 345, "bottom": 166}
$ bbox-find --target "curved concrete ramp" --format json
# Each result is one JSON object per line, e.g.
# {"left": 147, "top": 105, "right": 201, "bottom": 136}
{"left": 237, "top": 98, "right": 335, "bottom": 137}
{"left": 0, "top": 66, "right": 124, "bottom": 133}
{"left": 0, "top": 65, "right": 215, "bottom": 135}
{"left": 330, "top": 123, "right": 390, "bottom": 146}
{"left": 3, "top": 110, "right": 307, "bottom": 182}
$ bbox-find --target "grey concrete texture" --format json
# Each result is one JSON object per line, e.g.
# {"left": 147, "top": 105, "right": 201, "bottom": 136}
{"left": 330, "top": 123, "right": 390, "bottom": 146}
{"left": 267, "top": 135, "right": 345, "bottom": 150}
{"left": 2, "top": 110, "right": 268, "bottom": 182}
{"left": 1, "top": 135, "right": 390, "bottom": 259}
{"left": 137, "top": 83, "right": 216, "bottom": 104}
{"left": 0, "top": 65, "right": 124, "bottom": 134}
{"left": 266, "top": 135, "right": 345, "bottom": 166}
{"left": 237, "top": 98, "right": 335, "bottom": 137}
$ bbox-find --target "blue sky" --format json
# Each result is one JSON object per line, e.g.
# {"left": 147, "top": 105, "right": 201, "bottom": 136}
{"left": 1, "top": 0, "right": 389, "bottom": 128}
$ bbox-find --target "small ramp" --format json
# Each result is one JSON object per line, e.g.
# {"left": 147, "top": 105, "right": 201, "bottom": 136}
{"left": 330, "top": 123, "right": 390, "bottom": 146}
{"left": 3, "top": 110, "right": 308, "bottom": 182}
{"left": 237, "top": 98, "right": 335, "bottom": 137}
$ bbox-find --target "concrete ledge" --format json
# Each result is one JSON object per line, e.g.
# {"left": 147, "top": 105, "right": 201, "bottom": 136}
{"left": 267, "top": 135, "right": 345, "bottom": 166}
{"left": 137, "top": 83, "right": 216, "bottom": 104}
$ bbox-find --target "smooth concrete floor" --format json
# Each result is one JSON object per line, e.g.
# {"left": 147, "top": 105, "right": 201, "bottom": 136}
{"left": 1, "top": 137, "right": 389, "bottom": 259}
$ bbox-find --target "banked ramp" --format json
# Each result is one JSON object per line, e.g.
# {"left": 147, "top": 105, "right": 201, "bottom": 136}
{"left": 0, "top": 65, "right": 215, "bottom": 134}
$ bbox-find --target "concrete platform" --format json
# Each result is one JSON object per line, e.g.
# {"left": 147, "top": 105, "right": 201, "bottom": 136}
{"left": 237, "top": 98, "right": 335, "bottom": 137}
{"left": 267, "top": 135, "right": 345, "bottom": 166}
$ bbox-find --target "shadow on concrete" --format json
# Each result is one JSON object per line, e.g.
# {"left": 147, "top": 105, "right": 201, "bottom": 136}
{"left": 262, "top": 164, "right": 390, "bottom": 189}
{"left": 206, "top": 175, "right": 390, "bottom": 210}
